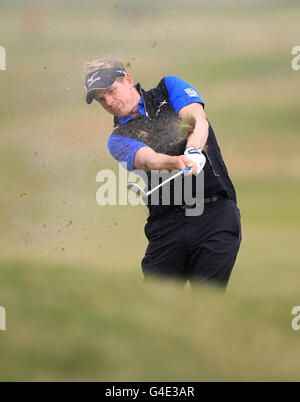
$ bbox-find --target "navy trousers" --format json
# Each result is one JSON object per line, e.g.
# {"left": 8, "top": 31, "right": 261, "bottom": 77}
{"left": 142, "top": 198, "right": 242, "bottom": 287}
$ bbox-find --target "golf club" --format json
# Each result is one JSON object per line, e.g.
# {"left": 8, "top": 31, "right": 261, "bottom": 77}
{"left": 127, "top": 166, "right": 191, "bottom": 197}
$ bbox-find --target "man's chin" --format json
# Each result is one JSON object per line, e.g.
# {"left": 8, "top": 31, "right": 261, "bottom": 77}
{"left": 110, "top": 107, "right": 124, "bottom": 118}
{"left": 114, "top": 111, "right": 128, "bottom": 118}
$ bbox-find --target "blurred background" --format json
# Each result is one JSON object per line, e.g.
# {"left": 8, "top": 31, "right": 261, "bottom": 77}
{"left": 0, "top": 0, "right": 300, "bottom": 381}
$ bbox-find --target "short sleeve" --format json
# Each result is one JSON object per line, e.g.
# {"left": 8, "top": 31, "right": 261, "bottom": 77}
{"left": 164, "top": 76, "right": 205, "bottom": 113}
{"left": 107, "top": 135, "right": 148, "bottom": 171}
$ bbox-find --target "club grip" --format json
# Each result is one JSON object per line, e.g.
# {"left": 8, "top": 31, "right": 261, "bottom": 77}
{"left": 182, "top": 166, "right": 191, "bottom": 173}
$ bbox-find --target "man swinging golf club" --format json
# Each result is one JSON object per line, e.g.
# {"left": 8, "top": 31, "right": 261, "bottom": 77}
{"left": 84, "top": 57, "right": 242, "bottom": 288}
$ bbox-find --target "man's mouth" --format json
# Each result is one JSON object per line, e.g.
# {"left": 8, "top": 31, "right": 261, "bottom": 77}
{"left": 112, "top": 104, "right": 121, "bottom": 112}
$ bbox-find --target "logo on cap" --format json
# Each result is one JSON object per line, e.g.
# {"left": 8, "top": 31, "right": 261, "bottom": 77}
{"left": 87, "top": 71, "right": 101, "bottom": 89}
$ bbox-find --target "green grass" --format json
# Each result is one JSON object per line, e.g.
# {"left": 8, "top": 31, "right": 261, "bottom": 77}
{"left": 0, "top": 258, "right": 299, "bottom": 382}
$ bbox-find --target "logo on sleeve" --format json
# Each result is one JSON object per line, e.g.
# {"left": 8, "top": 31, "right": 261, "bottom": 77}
{"left": 184, "top": 88, "right": 198, "bottom": 97}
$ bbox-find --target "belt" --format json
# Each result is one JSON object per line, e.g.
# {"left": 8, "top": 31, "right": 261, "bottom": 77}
{"left": 179, "top": 195, "right": 224, "bottom": 209}
{"left": 148, "top": 195, "right": 226, "bottom": 218}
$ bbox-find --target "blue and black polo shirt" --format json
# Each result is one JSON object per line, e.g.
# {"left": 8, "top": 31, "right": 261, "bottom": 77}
{"left": 106, "top": 75, "right": 237, "bottom": 206}
{"left": 108, "top": 76, "right": 204, "bottom": 171}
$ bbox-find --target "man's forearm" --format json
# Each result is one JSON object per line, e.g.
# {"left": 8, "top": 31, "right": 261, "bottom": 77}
{"left": 135, "top": 148, "right": 178, "bottom": 171}
{"left": 186, "top": 119, "right": 209, "bottom": 150}
{"left": 179, "top": 103, "right": 209, "bottom": 150}
{"left": 134, "top": 146, "right": 195, "bottom": 173}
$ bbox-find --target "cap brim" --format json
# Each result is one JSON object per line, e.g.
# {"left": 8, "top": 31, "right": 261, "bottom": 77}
{"left": 85, "top": 77, "right": 117, "bottom": 104}
{"left": 86, "top": 92, "right": 95, "bottom": 104}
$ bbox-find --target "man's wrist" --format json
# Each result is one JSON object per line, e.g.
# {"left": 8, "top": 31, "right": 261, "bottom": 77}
{"left": 185, "top": 146, "right": 202, "bottom": 154}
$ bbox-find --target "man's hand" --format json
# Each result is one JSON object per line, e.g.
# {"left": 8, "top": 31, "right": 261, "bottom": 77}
{"left": 184, "top": 146, "right": 206, "bottom": 175}
{"left": 171, "top": 154, "right": 198, "bottom": 176}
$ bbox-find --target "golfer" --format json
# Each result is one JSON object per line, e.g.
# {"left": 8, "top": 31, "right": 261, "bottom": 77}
{"left": 84, "top": 57, "right": 242, "bottom": 288}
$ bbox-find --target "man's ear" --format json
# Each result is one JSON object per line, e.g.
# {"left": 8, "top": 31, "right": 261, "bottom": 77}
{"left": 123, "top": 73, "right": 134, "bottom": 87}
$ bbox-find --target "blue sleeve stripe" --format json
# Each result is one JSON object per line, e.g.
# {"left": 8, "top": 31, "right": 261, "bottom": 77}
{"left": 107, "top": 135, "right": 148, "bottom": 171}
{"left": 164, "top": 76, "right": 205, "bottom": 114}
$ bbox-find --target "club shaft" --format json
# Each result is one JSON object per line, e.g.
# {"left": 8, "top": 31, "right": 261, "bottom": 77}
{"left": 145, "top": 167, "right": 190, "bottom": 196}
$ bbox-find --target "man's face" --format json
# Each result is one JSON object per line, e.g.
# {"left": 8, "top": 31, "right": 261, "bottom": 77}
{"left": 93, "top": 74, "right": 139, "bottom": 118}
